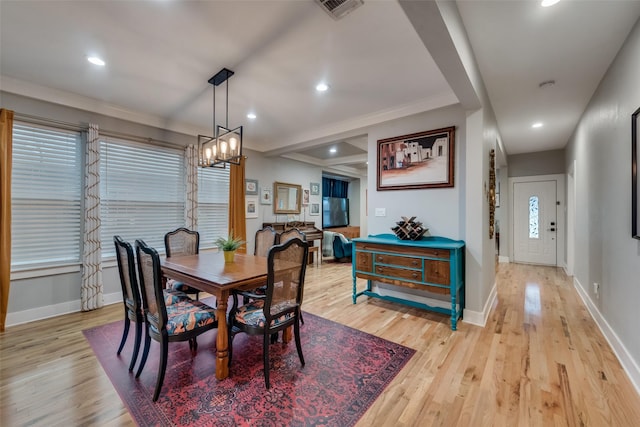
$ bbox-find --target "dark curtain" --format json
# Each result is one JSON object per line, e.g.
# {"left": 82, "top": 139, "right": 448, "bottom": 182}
{"left": 322, "top": 177, "right": 348, "bottom": 198}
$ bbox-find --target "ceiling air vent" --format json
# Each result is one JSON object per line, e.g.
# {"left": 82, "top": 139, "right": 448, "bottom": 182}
{"left": 315, "top": 0, "right": 364, "bottom": 20}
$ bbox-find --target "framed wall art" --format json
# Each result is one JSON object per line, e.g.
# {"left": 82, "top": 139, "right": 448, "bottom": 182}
{"left": 245, "top": 196, "right": 258, "bottom": 218}
{"left": 245, "top": 179, "right": 258, "bottom": 195}
{"left": 303, "top": 189, "right": 310, "bottom": 205}
{"left": 310, "top": 182, "right": 320, "bottom": 195}
{"left": 310, "top": 203, "right": 320, "bottom": 216}
{"left": 260, "top": 187, "right": 271, "bottom": 205}
{"left": 376, "top": 126, "right": 455, "bottom": 191}
{"left": 632, "top": 107, "right": 639, "bottom": 239}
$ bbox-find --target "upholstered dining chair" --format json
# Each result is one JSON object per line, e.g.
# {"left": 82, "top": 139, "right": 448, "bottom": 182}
{"left": 254, "top": 226, "right": 277, "bottom": 257}
{"left": 228, "top": 238, "right": 309, "bottom": 389}
{"left": 134, "top": 239, "right": 218, "bottom": 402}
{"left": 278, "top": 227, "right": 306, "bottom": 245}
{"left": 113, "top": 236, "right": 190, "bottom": 372}
{"left": 164, "top": 227, "right": 201, "bottom": 300}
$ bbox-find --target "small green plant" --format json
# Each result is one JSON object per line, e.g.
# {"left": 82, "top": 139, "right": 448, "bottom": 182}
{"left": 214, "top": 231, "right": 245, "bottom": 252}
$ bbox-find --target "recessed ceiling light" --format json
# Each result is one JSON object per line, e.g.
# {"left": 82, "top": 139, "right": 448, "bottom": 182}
{"left": 329, "top": 148, "right": 337, "bottom": 153}
{"left": 532, "top": 122, "right": 543, "bottom": 128}
{"left": 247, "top": 113, "right": 257, "bottom": 119}
{"left": 541, "top": 0, "right": 560, "bottom": 7}
{"left": 87, "top": 56, "right": 105, "bottom": 66}
{"left": 316, "top": 82, "right": 329, "bottom": 92}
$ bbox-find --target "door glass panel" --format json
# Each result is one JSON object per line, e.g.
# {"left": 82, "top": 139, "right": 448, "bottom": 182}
{"left": 529, "top": 196, "right": 539, "bottom": 239}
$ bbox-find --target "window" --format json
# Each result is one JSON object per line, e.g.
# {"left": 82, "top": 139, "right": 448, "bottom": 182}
{"left": 198, "top": 166, "right": 230, "bottom": 249}
{"left": 529, "top": 196, "right": 539, "bottom": 239}
{"left": 100, "top": 137, "right": 185, "bottom": 258}
{"left": 11, "top": 122, "right": 82, "bottom": 269}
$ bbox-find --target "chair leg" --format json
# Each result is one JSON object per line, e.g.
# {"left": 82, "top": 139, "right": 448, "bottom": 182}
{"left": 117, "top": 317, "right": 130, "bottom": 355}
{"left": 263, "top": 332, "right": 271, "bottom": 389}
{"left": 135, "top": 328, "right": 151, "bottom": 378}
{"left": 153, "top": 339, "right": 169, "bottom": 402}
{"left": 294, "top": 319, "right": 305, "bottom": 367}
{"left": 300, "top": 311, "right": 304, "bottom": 325}
{"left": 129, "top": 320, "right": 142, "bottom": 372}
{"left": 188, "top": 337, "right": 198, "bottom": 351}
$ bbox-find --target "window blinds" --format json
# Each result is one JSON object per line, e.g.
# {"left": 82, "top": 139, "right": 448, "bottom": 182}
{"left": 197, "top": 166, "right": 230, "bottom": 249}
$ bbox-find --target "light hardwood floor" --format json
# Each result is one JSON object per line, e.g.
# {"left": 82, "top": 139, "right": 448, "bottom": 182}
{"left": 2, "top": 262, "right": 640, "bottom": 426}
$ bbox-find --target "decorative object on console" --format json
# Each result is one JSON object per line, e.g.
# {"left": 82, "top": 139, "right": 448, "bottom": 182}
{"left": 391, "top": 216, "right": 428, "bottom": 240}
{"left": 377, "top": 126, "right": 455, "bottom": 191}
{"left": 198, "top": 68, "right": 243, "bottom": 167}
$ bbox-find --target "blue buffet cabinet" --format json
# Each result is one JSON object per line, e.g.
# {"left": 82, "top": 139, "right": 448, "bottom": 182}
{"left": 352, "top": 234, "right": 465, "bottom": 330}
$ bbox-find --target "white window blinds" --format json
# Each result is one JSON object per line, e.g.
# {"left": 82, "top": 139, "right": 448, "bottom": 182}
{"left": 11, "top": 122, "right": 82, "bottom": 269}
{"left": 100, "top": 137, "right": 185, "bottom": 258}
{"left": 198, "top": 166, "right": 230, "bottom": 249}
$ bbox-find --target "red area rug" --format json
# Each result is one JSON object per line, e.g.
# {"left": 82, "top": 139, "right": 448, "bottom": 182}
{"left": 84, "top": 309, "right": 415, "bottom": 426}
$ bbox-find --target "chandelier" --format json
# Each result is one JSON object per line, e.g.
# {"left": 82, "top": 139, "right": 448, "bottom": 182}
{"left": 199, "top": 68, "right": 243, "bottom": 167}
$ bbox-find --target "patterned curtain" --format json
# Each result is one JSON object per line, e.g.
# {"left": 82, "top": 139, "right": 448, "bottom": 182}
{"left": 0, "top": 109, "right": 14, "bottom": 331}
{"left": 185, "top": 145, "right": 198, "bottom": 230}
{"left": 81, "top": 123, "right": 103, "bottom": 311}
{"left": 228, "top": 157, "right": 247, "bottom": 253}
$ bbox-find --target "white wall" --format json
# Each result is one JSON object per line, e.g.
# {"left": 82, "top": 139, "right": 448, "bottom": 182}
{"left": 564, "top": 20, "right": 640, "bottom": 388}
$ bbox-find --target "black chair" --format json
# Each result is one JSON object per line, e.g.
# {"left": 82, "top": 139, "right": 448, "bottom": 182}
{"left": 134, "top": 239, "right": 218, "bottom": 402}
{"left": 165, "top": 227, "right": 201, "bottom": 300}
{"left": 114, "top": 236, "right": 189, "bottom": 372}
{"left": 228, "top": 238, "right": 309, "bottom": 389}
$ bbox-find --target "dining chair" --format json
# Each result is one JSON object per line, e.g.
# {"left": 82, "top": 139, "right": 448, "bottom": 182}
{"left": 134, "top": 239, "right": 218, "bottom": 402}
{"left": 113, "top": 236, "right": 190, "bottom": 372}
{"left": 164, "top": 227, "right": 201, "bottom": 300}
{"left": 255, "top": 226, "right": 277, "bottom": 257}
{"left": 278, "top": 227, "right": 306, "bottom": 245}
{"left": 228, "top": 237, "right": 309, "bottom": 389}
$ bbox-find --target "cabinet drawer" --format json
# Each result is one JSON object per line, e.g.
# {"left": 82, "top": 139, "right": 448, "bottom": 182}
{"left": 375, "top": 253, "right": 421, "bottom": 268}
{"left": 375, "top": 265, "right": 422, "bottom": 282}
{"left": 356, "top": 252, "right": 372, "bottom": 272}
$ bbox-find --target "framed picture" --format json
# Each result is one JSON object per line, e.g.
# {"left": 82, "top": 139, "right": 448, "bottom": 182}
{"left": 376, "top": 126, "right": 455, "bottom": 191}
{"left": 303, "top": 189, "right": 310, "bottom": 205}
{"left": 260, "top": 187, "right": 271, "bottom": 205}
{"left": 632, "top": 107, "right": 640, "bottom": 239}
{"left": 310, "top": 182, "right": 320, "bottom": 195}
{"left": 245, "top": 179, "right": 258, "bottom": 195}
{"left": 310, "top": 202, "right": 320, "bottom": 216}
{"left": 245, "top": 196, "right": 258, "bottom": 218}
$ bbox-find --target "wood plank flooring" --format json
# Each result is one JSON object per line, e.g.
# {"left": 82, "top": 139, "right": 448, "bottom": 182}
{"left": 2, "top": 262, "right": 640, "bottom": 426}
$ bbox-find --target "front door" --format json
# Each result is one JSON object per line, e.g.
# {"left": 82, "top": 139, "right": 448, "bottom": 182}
{"left": 513, "top": 180, "right": 557, "bottom": 265}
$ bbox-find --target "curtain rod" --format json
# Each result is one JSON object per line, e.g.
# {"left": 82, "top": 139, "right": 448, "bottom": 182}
{"left": 14, "top": 112, "right": 185, "bottom": 150}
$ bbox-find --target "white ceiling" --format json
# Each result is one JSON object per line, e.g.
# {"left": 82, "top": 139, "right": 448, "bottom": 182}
{"left": 1, "top": 0, "right": 639, "bottom": 172}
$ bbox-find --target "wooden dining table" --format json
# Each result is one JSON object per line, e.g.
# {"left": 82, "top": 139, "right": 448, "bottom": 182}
{"left": 161, "top": 251, "right": 268, "bottom": 380}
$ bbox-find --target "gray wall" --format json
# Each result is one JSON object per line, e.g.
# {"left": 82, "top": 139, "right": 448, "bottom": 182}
{"left": 565, "top": 20, "right": 640, "bottom": 377}
{"left": 508, "top": 149, "right": 565, "bottom": 177}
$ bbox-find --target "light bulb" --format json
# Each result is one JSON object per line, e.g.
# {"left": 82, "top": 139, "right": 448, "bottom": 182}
{"left": 221, "top": 140, "right": 228, "bottom": 155}
{"left": 229, "top": 137, "right": 237, "bottom": 151}
{"left": 205, "top": 148, "right": 212, "bottom": 159}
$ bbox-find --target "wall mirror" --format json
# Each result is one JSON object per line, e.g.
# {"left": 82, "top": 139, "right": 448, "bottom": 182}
{"left": 273, "top": 182, "right": 302, "bottom": 214}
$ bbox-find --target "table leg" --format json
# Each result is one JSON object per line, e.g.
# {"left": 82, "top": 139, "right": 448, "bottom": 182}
{"left": 215, "top": 290, "right": 230, "bottom": 380}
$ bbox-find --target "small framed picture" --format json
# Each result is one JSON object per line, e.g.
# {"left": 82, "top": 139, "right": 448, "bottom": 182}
{"left": 245, "top": 196, "right": 258, "bottom": 218}
{"left": 310, "top": 203, "right": 320, "bottom": 216}
{"left": 310, "top": 182, "right": 320, "bottom": 195}
{"left": 303, "top": 189, "right": 310, "bottom": 205}
{"left": 245, "top": 179, "right": 258, "bottom": 195}
{"left": 260, "top": 187, "right": 271, "bottom": 205}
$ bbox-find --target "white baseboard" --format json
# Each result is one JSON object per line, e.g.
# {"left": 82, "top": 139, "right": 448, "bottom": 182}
{"left": 6, "top": 291, "right": 122, "bottom": 327}
{"left": 462, "top": 282, "right": 497, "bottom": 327}
{"left": 498, "top": 256, "right": 510, "bottom": 263}
{"left": 573, "top": 277, "right": 640, "bottom": 397}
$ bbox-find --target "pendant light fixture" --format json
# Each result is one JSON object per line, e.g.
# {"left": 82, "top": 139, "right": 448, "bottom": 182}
{"left": 199, "top": 68, "right": 243, "bottom": 167}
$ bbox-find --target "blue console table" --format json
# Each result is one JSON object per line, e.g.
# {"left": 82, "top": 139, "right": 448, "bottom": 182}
{"left": 352, "top": 234, "right": 465, "bottom": 330}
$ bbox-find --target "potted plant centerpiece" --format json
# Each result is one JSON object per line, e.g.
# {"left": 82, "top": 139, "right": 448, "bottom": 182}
{"left": 215, "top": 231, "right": 246, "bottom": 263}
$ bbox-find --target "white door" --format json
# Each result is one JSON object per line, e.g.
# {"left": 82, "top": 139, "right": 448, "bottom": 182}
{"left": 513, "top": 180, "right": 557, "bottom": 265}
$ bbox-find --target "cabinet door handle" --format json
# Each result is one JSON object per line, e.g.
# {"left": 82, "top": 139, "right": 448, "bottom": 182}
{"left": 378, "top": 256, "right": 384, "bottom": 262}
{"left": 412, "top": 272, "right": 419, "bottom": 279}
{"left": 412, "top": 260, "right": 419, "bottom": 266}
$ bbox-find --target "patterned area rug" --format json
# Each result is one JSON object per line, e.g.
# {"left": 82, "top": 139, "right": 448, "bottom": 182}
{"left": 84, "top": 309, "right": 415, "bottom": 426}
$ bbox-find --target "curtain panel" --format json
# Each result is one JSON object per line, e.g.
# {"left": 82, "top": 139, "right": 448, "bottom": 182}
{"left": 81, "top": 123, "right": 103, "bottom": 311}
{"left": 322, "top": 177, "right": 349, "bottom": 198}
{"left": 0, "top": 109, "right": 14, "bottom": 331}
{"left": 185, "top": 145, "right": 198, "bottom": 230}
{"left": 228, "top": 157, "right": 247, "bottom": 254}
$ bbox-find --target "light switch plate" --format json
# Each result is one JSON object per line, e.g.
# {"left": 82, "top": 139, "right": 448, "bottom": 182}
{"left": 375, "top": 208, "right": 386, "bottom": 217}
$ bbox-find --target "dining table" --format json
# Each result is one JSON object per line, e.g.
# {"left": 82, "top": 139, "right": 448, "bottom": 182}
{"left": 161, "top": 251, "right": 270, "bottom": 380}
